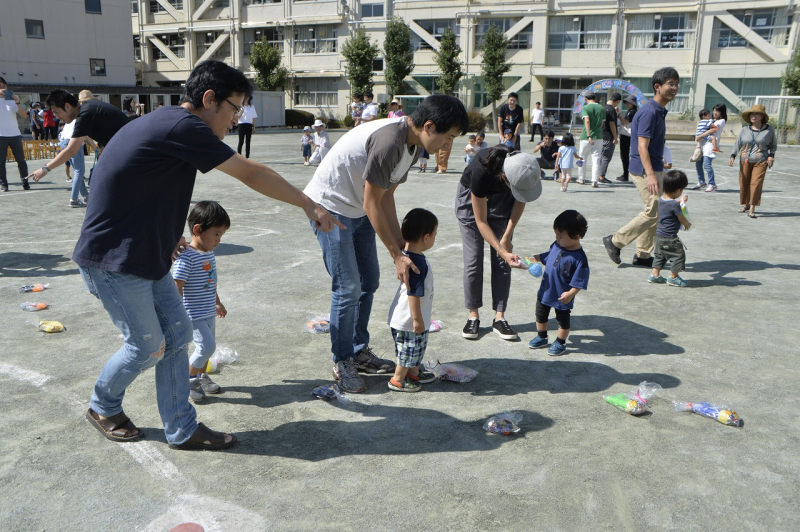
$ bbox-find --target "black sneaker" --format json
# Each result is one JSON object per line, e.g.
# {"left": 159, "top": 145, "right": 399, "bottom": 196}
{"left": 602, "top": 235, "right": 621, "bottom": 265}
{"left": 0, "top": 184, "right": 7, "bottom": 192}
{"left": 462, "top": 318, "right": 479, "bottom": 339}
{"left": 492, "top": 319, "right": 518, "bottom": 341}
{"left": 22, "top": 179, "right": 31, "bottom": 190}
{"left": 632, "top": 254, "right": 654, "bottom": 268}
{"left": 598, "top": 177, "right": 612, "bottom": 184}
{"left": 615, "top": 175, "right": 628, "bottom": 181}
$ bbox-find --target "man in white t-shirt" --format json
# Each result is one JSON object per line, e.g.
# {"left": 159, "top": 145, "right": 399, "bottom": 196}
{"left": 360, "top": 91, "right": 379, "bottom": 123}
{"left": 529, "top": 102, "right": 544, "bottom": 142}
{"left": 304, "top": 94, "right": 469, "bottom": 394}
{"left": 0, "top": 77, "right": 30, "bottom": 192}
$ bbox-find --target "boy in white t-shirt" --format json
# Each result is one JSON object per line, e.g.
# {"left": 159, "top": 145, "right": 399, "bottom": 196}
{"left": 387, "top": 208, "right": 439, "bottom": 392}
{"left": 360, "top": 91, "right": 379, "bottom": 123}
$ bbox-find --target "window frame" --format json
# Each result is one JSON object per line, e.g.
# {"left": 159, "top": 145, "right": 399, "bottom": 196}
{"left": 362, "top": 3, "right": 384, "bottom": 18}
{"left": 293, "top": 25, "right": 338, "bottom": 55}
{"left": 412, "top": 19, "right": 459, "bottom": 51}
{"left": 150, "top": 0, "right": 183, "bottom": 13}
{"left": 294, "top": 78, "right": 338, "bottom": 108}
{"left": 712, "top": 8, "right": 793, "bottom": 48}
{"left": 25, "top": 19, "right": 45, "bottom": 39}
{"left": 245, "top": 27, "right": 284, "bottom": 55}
{"left": 547, "top": 15, "right": 613, "bottom": 50}
{"left": 89, "top": 58, "right": 107, "bottom": 76}
{"left": 85, "top": 0, "right": 102, "bottom": 14}
{"left": 625, "top": 13, "right": 697, "bottom": 50}
{"left": 475, "top": 18, "right": 533, "bottom": 50}
{"left": 152, "top": 33, "right": 186, "bottom": 60}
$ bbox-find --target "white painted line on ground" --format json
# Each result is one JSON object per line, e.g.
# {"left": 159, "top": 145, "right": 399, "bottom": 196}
{"left": 0, "top": 363, "right": 52, "bottom": 387}
{"left": 767, "top": 170, "right": 800, "bottom": 177}
{"left": 429, "top": 243, "right": 462, "bottom": 253}
{"left": 119, "top": 441, "right": 184, "bottom": 483}
{"left": 0, "top": 239, "right": 77, "bottom": 246}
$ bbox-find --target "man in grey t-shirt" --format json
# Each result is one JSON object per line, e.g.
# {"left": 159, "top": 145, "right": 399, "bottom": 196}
{"left": 304, "top": 95, "right": 469, "bottom": 393}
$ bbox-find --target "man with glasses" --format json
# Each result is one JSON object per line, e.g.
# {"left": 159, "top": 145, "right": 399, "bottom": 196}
{"left": 63, "top": 61, "right": 341, "bottom": 451}
{"left": 603, "top": 67, "right": 680, "bottom": 268}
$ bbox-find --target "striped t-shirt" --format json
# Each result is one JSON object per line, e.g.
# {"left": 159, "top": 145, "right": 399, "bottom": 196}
{"left": 172, "top": 247, "right": 218, "bottom": 321}
{"left": 696, "top": 119, "right": 713, "bottom": 141}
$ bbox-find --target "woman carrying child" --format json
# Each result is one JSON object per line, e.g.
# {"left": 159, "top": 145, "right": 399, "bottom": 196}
{"left": 456, "top": 148, "right": 542, "bottom": 341}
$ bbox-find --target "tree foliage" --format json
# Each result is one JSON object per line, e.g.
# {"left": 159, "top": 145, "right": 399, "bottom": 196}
{"left": 342, "top": 27, "right": 379, "bottom": 95}
{"left": 249, "top": 39, "right": 287, "bottom": 92}
{"left": 435, "top": 28, "right": 463, "bottom": 95}
{"left": 383, "top": 17, "right": 414, "bottom": 98}
{"left": 480, "top": 23, "right": 511, "bottom": 130}
{"left": 781, "top": 47, "right": 800, "bottom": 140}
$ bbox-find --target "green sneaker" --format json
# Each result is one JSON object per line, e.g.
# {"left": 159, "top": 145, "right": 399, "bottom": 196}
{"left": 667, "top": 276, "right": 688, "bottom": 287}
{"left": 408, "top": 369, "right": 437, "bottom": 384}
{"left": 648, "top": 275, "right": 666, "bottom": 284}
{"left": 388, "top": 377, "right": 421, "bottom": 392}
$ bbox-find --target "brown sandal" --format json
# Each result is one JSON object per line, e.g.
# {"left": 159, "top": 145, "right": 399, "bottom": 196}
{"left": 739, "top": 204, "right": 750, "bottom": 213}
{"left": 86, "top": 409, "right": 144, "bottom": 442}
{"left": 168, "top": 423, "right": 236, "bottom": 451}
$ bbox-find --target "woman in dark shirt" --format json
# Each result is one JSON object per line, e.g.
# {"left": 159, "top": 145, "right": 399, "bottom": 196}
{"left": 616, "top": 94, "right": 638, "bottom": 182}
{"left": 455, "top": 147, "right": 542, "bottom": 341}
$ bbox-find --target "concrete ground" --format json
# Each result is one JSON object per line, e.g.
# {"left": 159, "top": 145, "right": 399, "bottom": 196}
{"left": 1, "top": 129, "right": 799, "bottom": 532}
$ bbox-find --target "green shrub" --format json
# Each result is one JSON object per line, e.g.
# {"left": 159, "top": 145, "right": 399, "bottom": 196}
{"left": 285, "top": 109, "right": 314, "bottom": 128}
{"left": 326, "top": 119, "right": 343, "bottom": 129}
{"left": 468, "top": 112, "right": 486, "bottom": 133}
{"left": 344, "top": 115, "right": 355, "bottom": 128}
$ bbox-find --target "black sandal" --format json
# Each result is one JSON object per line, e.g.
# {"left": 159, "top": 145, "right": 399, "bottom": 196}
{"left": 86, "top": 409, "right": 144, "bottom": 442}
{"left": 168, "top": 423, "right": 236, "bottom": 451}
{"left": 748, "top": 212, "right": 757, "bottom": 219}
{"left": 738, "top": 205, "right": 750, "bottom": 213}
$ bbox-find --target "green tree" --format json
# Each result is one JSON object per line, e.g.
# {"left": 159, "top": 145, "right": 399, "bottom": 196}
{"left": 480, "top": 23, "right": 511, "bottom": 132}
{"left": 780, "top": 47, "right": 800, "bottom": 142}
{"left": 342, "top": 27, "right": 379, "bottom": 95}
{"left": 383, "top": 17, "right": 414, "bottom": 98}
{"left": 435, "top": 28, "right": 463, "bottom": 95}
{"left": 249, "top": 39, "right": 287, "bottom": 92}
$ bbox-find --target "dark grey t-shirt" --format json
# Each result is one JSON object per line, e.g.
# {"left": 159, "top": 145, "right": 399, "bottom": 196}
{"left": 657, "top": 198, "right": 683, "bottom": 238}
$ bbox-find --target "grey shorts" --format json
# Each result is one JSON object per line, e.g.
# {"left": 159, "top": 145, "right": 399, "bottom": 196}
{"left": 652, "top": 235, "right": 686, "bottom": 273}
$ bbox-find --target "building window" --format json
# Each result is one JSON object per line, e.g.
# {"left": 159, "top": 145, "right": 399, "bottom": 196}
{"left": 245, "top": 27, "right": 284, "bottom": 55}
{"left": 134, "top": 36, "right": 142, "bottom": 61}
{"left": 131, "top": 0, "right": 138, "bottom": 13}
{"left": 25, "top": 19, "right": 45, "bottom": 39}
{"left": 196, "top": 31, "right": 231, "bottom": 60}
{"left": 194, "top": 0, "right": 228, "bottom": 8}
{"left": 294, "top": 78, "right": 338, "bottom": 107}
{"left": 548, "top": 15, "right": 613, "bottom": 50}
{"left": 86, "top": 0, "right": 102, "bottom": 14}
{"left": 150, "top": 0, "right": 183, "bottom": 13}
{"left": 626, "top": 13, "right": 696, "bottom": 49}
{"left": 372, "top": 58, "right": 383, "bottom": 71}
{"left": 475, "top": 18, "right": 533, "bottom": 50}
{"left": 90, "top": 58, "right": 107, "bottom": 76}
{"left": 411, "top": 20, "right": 459, "bottom": 51}
{"left": 714, "top": 78, "right": 783, "bottom": 114}
{"left": 153, "top": 34, "right": 185, "bottom": 60}
{"left": 249, "top": 0, "right": 282, "bottom": 4}
{"left": 627, "top": 77, "right": 691, "bottom": 114}
{"left": 713, "top": 8, "right": 792, "bottom": 48}
{"left": 293, "top": 25, "right": 337, "bottom": 54}
{"left": 543, "top": 77, "right": 595, "bottom": 125}
{"left": 362, "top": 3, "right": 383, "bottom": 18}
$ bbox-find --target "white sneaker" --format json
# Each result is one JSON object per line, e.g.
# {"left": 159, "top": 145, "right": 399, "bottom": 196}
{"left": 69, "top": 198, "right": 87, "bottom": 208}
{"left": 591, "top": 181, "right": 599, "bottom": 188}
{"left": 304, "top": 161, "right": 310, "bottom": 166}
{"left": 576, "top": 179, "right": 585, "bottom": 185}
{"left": 705, "top": 184, "right": 717, "bottom": 192}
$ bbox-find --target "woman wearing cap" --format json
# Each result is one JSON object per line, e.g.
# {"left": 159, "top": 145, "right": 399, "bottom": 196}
{"left": 237, "top": 96, "right": 257, "bottom": 159}
{"left": 388, "top": 99, "right": 404, "bottom": 118}
{"left": 312, "top": 119, "right": 330, "bottom": 162}
{"left": 729, "top": 104, "right": 777, "bottom": 219}
{"left": 456, "top": 147, "right": 542, "bottom": 342}
{"left": 616, "top": 94, "right": 638, "bottom": 182}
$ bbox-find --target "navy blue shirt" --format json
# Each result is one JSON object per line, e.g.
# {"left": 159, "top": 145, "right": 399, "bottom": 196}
{"left": 657, "top": 198, "right": 683, "bottom": 238}
{"left": 73, "top": 106, "right": 236, "bottom": 280}
{"left": 629, "top": 99, "right": 668, "bottom": 176}
{"left": 537, "top": 242, "right": 590, "bottom": 310}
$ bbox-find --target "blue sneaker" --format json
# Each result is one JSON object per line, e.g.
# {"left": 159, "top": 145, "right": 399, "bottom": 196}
{"left": 667, "top": 276, "right": 688, "bottom": 287}
{"left": 648, "top": 275, "right": 666, "bottom": 284}
{"left": 547, "top": 341, "right": 567, "bottom": 356}
{"left": 528, "top": 336, "right": 548, "bottom": 349}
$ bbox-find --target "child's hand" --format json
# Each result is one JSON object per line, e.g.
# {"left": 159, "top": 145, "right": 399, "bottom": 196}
{"left": 681, "top": 195, "right": 688, "bottom": 203}
{"left": 412, "top": 318, "right": 426, "bottom": 334}
{"left": 558, "top": 291, "right": 575, "bottom": 305}
{"left": 216, "top": 302, "right": 227, "bottom": 318}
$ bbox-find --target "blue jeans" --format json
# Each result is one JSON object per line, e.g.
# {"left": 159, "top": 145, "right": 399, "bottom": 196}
{"left": 60, "top": 139, "right": 88, "bottom": 201}
{"left": 79, "top": 266, "right": 197, "bottom": 445}
{"left": 189, "top": 316, "right": 216, "bottom": 370}
{"left": 695, "top": 156, "right": 716, "bottom": 187}
{"left": 312, "top": 214, "right": 380, "bottom": 362}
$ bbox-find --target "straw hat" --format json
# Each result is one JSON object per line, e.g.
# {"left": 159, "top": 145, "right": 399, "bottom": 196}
{"left": 78, "top": 90, "right": 96, "bottom": 102}
{"left": 741, "top": 104, "right": 769, "bottom": 124}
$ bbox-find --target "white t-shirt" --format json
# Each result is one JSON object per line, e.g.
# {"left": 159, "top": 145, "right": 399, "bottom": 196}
{"left": 304, "top": 117, "right": 419, "bottom": 218}
{"left": 361, "top": 102, "right": 379, "bottom": 121}
{"left": 59, "top": 121, "right": 76, "bottom": 141}
{"left": 388, "top": 253, "right": 433, "bottom": 331}
{"left": 314, "top": 130, "right": 330, "bottom": 150}
{"left": 238, "top": 105, "right": 257, "bottom": 124}
{"left": 531, "top": 108, "right": 544, "bottom": 125}
{"left": 702, "top": 119, "right": 725, "bottom": 157}
{"left": 663, "top": 145, "right": 673, "bottom": 166}
{"left": 0, "top": 100, "right": 21, "bottom": 137}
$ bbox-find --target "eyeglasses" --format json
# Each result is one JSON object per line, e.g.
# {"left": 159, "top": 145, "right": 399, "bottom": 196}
{"left": 224, "top": 99, "right": 244, "bottom": 119}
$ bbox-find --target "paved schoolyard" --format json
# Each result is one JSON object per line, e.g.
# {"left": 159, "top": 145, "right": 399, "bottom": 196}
{"left": 1, "top": 129, "right": 799, "bottom": 531}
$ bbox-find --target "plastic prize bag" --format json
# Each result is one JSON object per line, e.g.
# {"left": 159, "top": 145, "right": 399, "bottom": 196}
{"left": 428, "top": 320, "right": 444, "bottom": 332}
{"left": 483, "top": 412, "right": 522, "bottom": 435}
{"left": 311, "top": 384, "right": 351, "bottom": 404}
{"left": 304, "top": 314, "right": 331, "bottom": 334}
{"left": 20, "top": 283, "right": 49, "bottom": 293}
{"left": 205, "top": 346, "right": 238, "bottom": 373}
{"left": 603, "top": 381, "right": 662, "bottom": 415}
{"left": 21, "top": 302, "right": 50, "bottom": 312}
{"left": 424, "top": 359, "right": 478, "bottom": 383}
{"left": 673, "top": 401, "right": 741, "bottom": 427}
{"left": 38, "top": 320, "right": 65, "bottom": 333}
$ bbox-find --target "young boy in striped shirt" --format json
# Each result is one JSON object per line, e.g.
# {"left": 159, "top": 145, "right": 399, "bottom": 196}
{"left": 173, "top": 201, "right": 230, "bottom": 402}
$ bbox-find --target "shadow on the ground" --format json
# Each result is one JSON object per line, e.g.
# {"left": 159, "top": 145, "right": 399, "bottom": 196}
{"left": 510, "top": 315, "right": 684, "bottom": 356}
{"left": 751, "top": 211, "right": 800, "bottom": 218}
{"left": 214, "top": 243, "right": 254, "bottom": 256}
{"left": 684, "top": 260, "right": 800, "bottom": 284}
{"left": 0, "top": 252, "right": 77, "bottom": 277}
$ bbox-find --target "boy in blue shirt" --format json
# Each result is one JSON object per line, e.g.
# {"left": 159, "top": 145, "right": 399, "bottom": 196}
{"left": 648, "top": 170, "right": 691, "bottom": 287}
{"left": 173, "top": 201, "right": 230, "bottom": 402}
{"left": 525, "top": 210, "right": 590, "bottom": 356}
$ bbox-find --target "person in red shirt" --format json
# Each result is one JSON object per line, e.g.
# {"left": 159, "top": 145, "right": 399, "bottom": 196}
{"left": 42, "top": 107, "right": 57, "bottom": 140}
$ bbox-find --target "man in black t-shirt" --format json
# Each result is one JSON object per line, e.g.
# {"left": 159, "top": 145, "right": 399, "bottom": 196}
{"left": 597, "top": 92, "right": 621, "bottom": 185}
{"left": 496, "top": 92, "right": 524, "bottom": 151}
{"left": 533, "top": 130, "right": 558, "bottom": 178}
{"left": 28, "top": 89, "right": 130, "bottom": 183}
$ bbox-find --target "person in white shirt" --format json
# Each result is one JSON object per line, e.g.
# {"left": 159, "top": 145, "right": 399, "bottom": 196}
{"left": 237, "top": 96, "right": 257, "bottom": 159}
{"left": 663, "top": 145, "right": 673, "bottom": 170}
{"left": 312, "top": 119, "right": 331, "bottom": 162}
{"left": 360, "top": 91, "right": 379, "bottom": 123}
{"left": 0, "top": 77, "right": 30, "bottom": 192}
{"left": 59, "top": 119, "right": 89, "bottom": 207}
{"left": 529, "top": 102, "right": 544, "bottom": 142}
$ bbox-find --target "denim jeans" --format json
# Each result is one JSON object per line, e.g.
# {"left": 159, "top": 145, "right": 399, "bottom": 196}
{"left": 59, "top": 139, "right": 88, "bottom": 201}
{"left": 312, "top": 213, "right": 380, "bottom": 362}
{"left": 695, "top": 156, "right": 716, "bottom": 187}
{"left": 79, "top": 266, "right": 197, "bottom": 445}
{"left": 189, "top": 316, "right": 216, "bottom": 370}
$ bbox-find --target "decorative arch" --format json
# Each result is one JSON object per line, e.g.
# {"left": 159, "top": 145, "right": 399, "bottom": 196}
{"left": 572, "top": 79, "right": 648, "bottom": 115}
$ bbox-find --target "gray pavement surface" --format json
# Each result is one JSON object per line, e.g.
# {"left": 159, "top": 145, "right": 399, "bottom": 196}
{"left": 1, "top": 130, "right": 799, "bottom": 531}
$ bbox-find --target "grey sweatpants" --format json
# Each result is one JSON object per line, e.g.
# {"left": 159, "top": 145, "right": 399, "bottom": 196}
{"left": 652, "top": 235, "right": 686, "bottom": 273}
{"left": 597, "top": 139, "right": 616, "bottom": 177}
{"left": 458, "top": 216, "right": 512, "bottom": 312}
